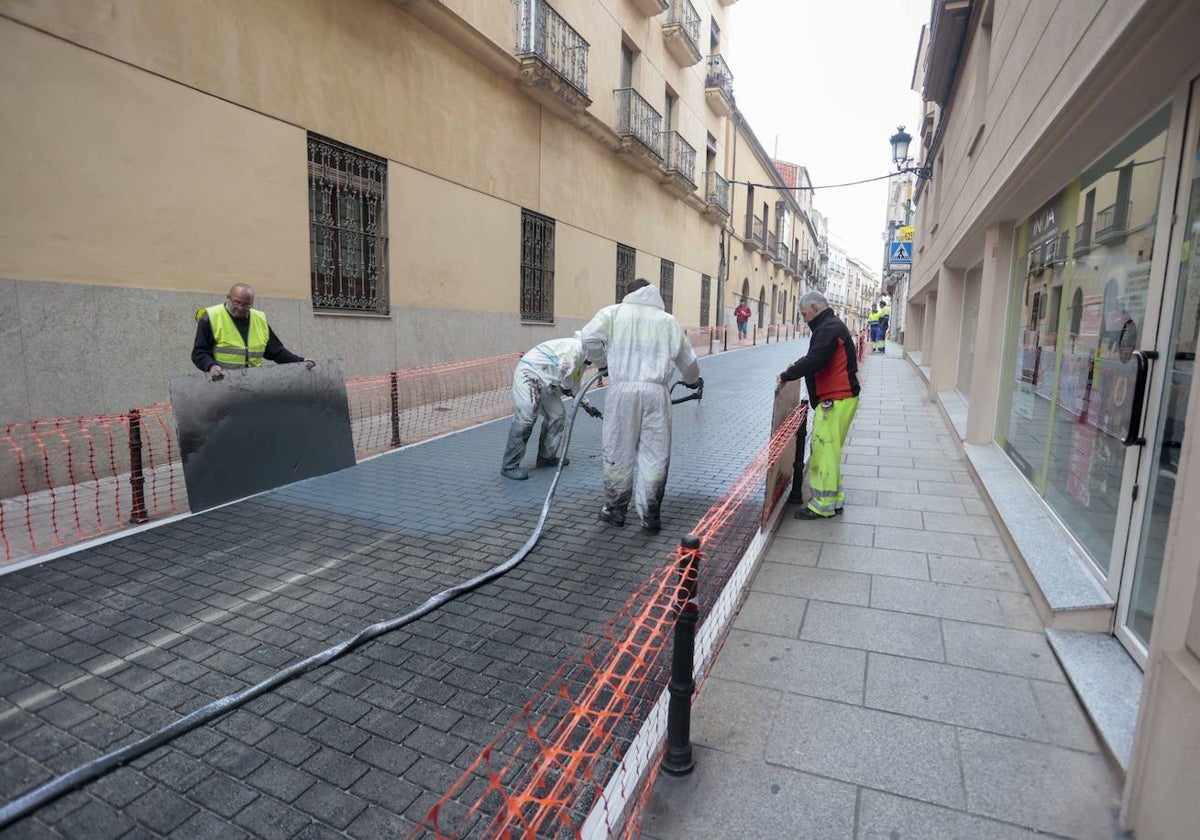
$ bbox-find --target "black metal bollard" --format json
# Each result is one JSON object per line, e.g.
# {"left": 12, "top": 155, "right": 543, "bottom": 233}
{"left": 128, "top": 408, "right": 148, "bottom": 524}
{"left": 752, "top": 325, "right": 757, "bottom": 346}
{"left": 723, "top": 326, "right": 728, "bottom": 352}
{"left": 389, "top": 371, "right": 402, "bottom": 448}
{"left": 661, "top": 534, "right": 700, "bottom": 776}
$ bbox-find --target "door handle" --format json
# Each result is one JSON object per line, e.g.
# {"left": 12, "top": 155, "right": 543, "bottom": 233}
{"left": 1123, "top": 349, "right": 1159, "bottom": 447}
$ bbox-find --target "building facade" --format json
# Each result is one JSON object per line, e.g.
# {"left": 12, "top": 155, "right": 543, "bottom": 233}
{"left": 0, "top": 0, "right": 750, "bottom": 422}
{"left": 906, "top": 1, "right": 1200, "bottom": 833}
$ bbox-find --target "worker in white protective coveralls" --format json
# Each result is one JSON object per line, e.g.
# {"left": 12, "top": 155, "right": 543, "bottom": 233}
{"left": 501, "top": 334, "right": 603, "bottom": 480}
{"left": 580, "top": 279, "right": 702, "bottom": 534}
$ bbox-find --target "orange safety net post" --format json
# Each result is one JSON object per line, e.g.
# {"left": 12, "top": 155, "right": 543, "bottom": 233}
{"left": 413, "top": 402, "right": 809, "bottom": 839}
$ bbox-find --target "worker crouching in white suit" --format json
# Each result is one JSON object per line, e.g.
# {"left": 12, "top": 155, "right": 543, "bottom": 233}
{"left": 580, "top": 280, "right": 702, "bottom": 534}
{"left": 501, "top": 334, "right": 601, "bottom": 481}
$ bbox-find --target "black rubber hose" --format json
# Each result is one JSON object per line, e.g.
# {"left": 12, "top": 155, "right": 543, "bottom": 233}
{"left": 0, "top": 370, "right": 607, "bottom": 830}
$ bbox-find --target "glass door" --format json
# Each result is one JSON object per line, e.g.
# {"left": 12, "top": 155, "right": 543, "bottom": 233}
{"left": 1116, "top": 80, "right": 1200, "bottom": 662}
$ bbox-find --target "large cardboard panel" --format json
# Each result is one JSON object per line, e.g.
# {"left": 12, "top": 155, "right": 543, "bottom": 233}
{"left": 763, "top": 380, "right": 803, "bottom": 525}
{"left": 170, "top": 361, "right": 354, "bottom": 512}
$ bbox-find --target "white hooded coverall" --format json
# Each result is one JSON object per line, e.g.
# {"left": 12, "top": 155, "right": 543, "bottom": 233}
{"left": 502, "top": 336, "right": 590, "bottom": 473}
{"left": 580, "top": 284, "right": 700, "bottom": 525}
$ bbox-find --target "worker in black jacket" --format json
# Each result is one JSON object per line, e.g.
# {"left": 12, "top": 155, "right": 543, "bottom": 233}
{"left": 777, "top": 291, "right": 861, "bottom": 519}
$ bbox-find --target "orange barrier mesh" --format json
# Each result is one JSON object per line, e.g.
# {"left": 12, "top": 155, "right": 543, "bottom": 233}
{"left": 1, "top": 355, "right": 523, "bottom": 565}
{"left": 412, "top": 402, "right": 809, "bottom": 839}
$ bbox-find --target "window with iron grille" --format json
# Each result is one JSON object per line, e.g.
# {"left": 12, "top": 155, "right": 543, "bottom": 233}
{"left": 700, "top": 274, "right": 711, "bottom": 326}
{"left": 660, "top": 258, "right": 675, "bottom": 314}
{"left": 521, "top": 210, "right": 555, "bottom": 322}
{"left": 308, "top": 134, "right": 389, "bottom": 314}
{"left": 616, "top": 243, "right": 636, "bottom": 302}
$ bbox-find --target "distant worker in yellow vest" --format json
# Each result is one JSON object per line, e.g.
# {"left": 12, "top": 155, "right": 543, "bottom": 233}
{"left": 875, "top": 299, "right": 890, "bottom": 353}
{"left": 192, "top": 284, "right": 316, "bottom": 381}
{"left": 867, "top": 304, "right": 881, "bottom": 351}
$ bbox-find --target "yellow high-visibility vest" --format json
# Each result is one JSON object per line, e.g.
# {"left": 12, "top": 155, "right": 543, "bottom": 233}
{"left": 197, "top": 304, "right": 269, "bottom": 368}
{"left": 868, "top": 311, "right": 881, "bottom": 324}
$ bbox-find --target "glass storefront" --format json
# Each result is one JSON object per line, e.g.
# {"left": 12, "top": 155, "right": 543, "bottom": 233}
{"left": 997, "top": 106, "right": 1172, "bottom": 578}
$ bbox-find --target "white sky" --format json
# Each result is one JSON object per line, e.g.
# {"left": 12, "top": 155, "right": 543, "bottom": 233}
{"left": 725, "top": 0, "right": 931, "bottom": 277}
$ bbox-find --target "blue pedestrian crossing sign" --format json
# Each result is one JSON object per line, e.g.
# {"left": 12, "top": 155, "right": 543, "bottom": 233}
{"left": 888, "top": 240, "right": 912, "bottom": 270}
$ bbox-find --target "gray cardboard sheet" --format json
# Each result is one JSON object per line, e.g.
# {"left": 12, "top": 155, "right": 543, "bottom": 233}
{"left": 169, "top": 361, "right": 355, "bottom": 512}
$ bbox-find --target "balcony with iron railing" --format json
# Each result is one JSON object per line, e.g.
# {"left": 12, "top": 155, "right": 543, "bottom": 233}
{"left": 631, "top": 0, "right": 669, "bottom": 15}
{"left": 766, "top": 230, "right": 780, "bottom": 261}
{"left": 663, "top": 0, "right": 702, "bottom": 66}
{"left": 660, "top": 130, "right": 697, "bottom": 196}
{"left": 515, "top": 0, "right": 590, "bottom": 114}
{"left": 703, "top": 170, "right": 731, "bottom": 220}
{"left": 704, "top": 54, "right": 734, "bottom": 117}
{"left": 615, "top": 87, "right": 663, "bottom": 165}
{"left": 745, "top": 215, "right": 764, "bottom": 250}
{"left": 1094, "top": 201, "right": 1133, "bottom": 239}
{"left": 779, "top": 243, "right": 791, "bottom": 274}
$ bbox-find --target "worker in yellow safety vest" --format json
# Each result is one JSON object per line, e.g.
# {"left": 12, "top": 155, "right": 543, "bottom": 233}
{"left": 875, "top": 299, "right": 890, "bottom": 353}
{"left": 192, "top": 283, "right": 315, "bottom": 380}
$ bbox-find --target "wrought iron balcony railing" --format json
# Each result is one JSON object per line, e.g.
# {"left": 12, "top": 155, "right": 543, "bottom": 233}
{"left": 660, "top": 131, "right": 697, "bottom": 186}
{"left": 779, "top": 243, "right": 791, "bottom": 269}
{"left": 705, "top": 171, "right": 731, "bottom": 214}
{"left": 1094, "top": 201, "right": 1132, "bottom": 238}
{"left": 705, "top": 54, "right": 734, "bottom": 101}
{"left": 766, "top": 231, "right": 779, "bottom": 259}
{"left": 665, "top": 0, "right": 702, "bottom": 56}
{"left": 517, "top": 0, "right": 589, "bottom": 96}
{"left": 746, "top": 215, "right": 764, "bottom": 247}
{"left": 615, "top": 88, "right": 663, "bottom": 156}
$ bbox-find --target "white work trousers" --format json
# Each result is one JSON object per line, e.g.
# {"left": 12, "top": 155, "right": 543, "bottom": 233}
{"left": 602, "top": 382, "right": 671, "bottom": 523}
{"left": 502, "top": 371, "right": 566, "bottom": 471}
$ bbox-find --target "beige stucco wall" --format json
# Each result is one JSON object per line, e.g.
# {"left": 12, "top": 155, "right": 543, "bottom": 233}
{"left": 0, "top": 20, "right": 308, "bottom": 298}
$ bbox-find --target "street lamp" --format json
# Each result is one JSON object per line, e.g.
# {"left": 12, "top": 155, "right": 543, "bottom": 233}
{"left": 889, "top": 126, "right": 932, "bottom": 181}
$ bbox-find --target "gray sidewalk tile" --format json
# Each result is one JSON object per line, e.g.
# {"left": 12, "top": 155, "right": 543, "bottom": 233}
{"left": 922, "top": 512, "right": 1000, "bottom": 537}
{"left": 917, "top": 481, "right": 982, "bottom": 499}
{"left": 942, "top": 621, "right": 1065, "bottom": 683}
{"left": 875, "top": 491, "right": 966, "bottom": 514}
{"left": 842, "top": 488, "right": 878, "bottom": 507}
{"left": 873, "top": 527, "right": 980, "bottom": 558}
{"left": 642, "top": 746, "right": 856, "bottom": 840}
{"left": 928, "top": 555, "right": 1025, "bottom": 592}
{"left": 897, "top": 467, "right": 966, "bottom": 483}
{"left": 800, "top": 602, "right": 944, "bottom": 662}
{"left": 974, "top": 535, "right": 1015, "bottom": 561}
{"left": 871, "top": 578, "right": 1042, "bottom": 631}
{"left": 707, "top": 629, "right": 866, "bottom": 704}
{"left": 837, "top": 506, "right": 924, "bottom": 530}
{"left": 689, "top": 676, "right": 781, "bottom": 758}
{"left": 856, "top": 789, "right": 1055, "bottom": 840}
{"left": 751, "top": 563, "right": 871, "bottom": 606}
{"left": 817, "top": 544, "right": 929, "bottom": 580}
{"left": 1027, "top": 679, "right": 1106, "bottom": 753}
{"left": 844, "top": 454, "right": 915, "bottom": 469}
{"left": 865, "top": 654, "right": 1048, "bottom": 741}
{"left": 759, "top": 535, "right": 821, "bottom": 567}
{"left": 958, "top": 729, "right": 1124, "bottom": 838}
{"left": 731, "top": 591, "right": 807, "bottom": 638}
{"left": 840, "top": 463, "right": 879, "bottom": 478}
{"left": 766, "top": 694, "right": 965, "bottom": 809}
{"left": 962, "top": 498, "right": 990, "bottom": 516}
{"left": 776, "top": 519, "right": 875, "bottom": 547}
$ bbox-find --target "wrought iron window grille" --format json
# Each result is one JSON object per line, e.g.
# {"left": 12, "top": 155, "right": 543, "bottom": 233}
{"left": 521, "top": 210, "right": 556, "bottom": 322}
{"left": 700, "top": 274, "right": 711, "bottom": 326}
{"left": 308, "top": 134, "right": 389, "bottom": 315}
{"left": 616, "top": 243, "right": 636, "bottom": 302}
{"left": 660, "top": 258, "right": 675, "bottom": 314}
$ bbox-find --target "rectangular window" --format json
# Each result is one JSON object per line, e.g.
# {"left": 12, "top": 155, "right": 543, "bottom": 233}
{"left": 700, "top": 274, "right": 711, "bottom": 326}
{"left": 308, "top": 134, "right": 389, "bottom": 314}
{"left": 521, "top": 210, "right": 555, "bottom": 322}
{"left": 660, "top": 258, "right": 675, "bottom": 314}
{"left": 616, "top": 243, "right": 636, "bottom": 302}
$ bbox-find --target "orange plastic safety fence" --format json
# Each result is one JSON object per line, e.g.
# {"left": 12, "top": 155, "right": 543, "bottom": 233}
{"left": 1, "top": 354, "right": 524, "bottom": 565}
{"left": 412, "top": 403, "right": 808, "bottom": 839}
{"left": 0, "top": 405, "right": 187, "bottom": 565}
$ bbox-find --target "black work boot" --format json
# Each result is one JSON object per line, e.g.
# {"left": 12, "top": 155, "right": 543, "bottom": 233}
{"left": 536, "top": 456, "right": 569, "bottom": 468}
